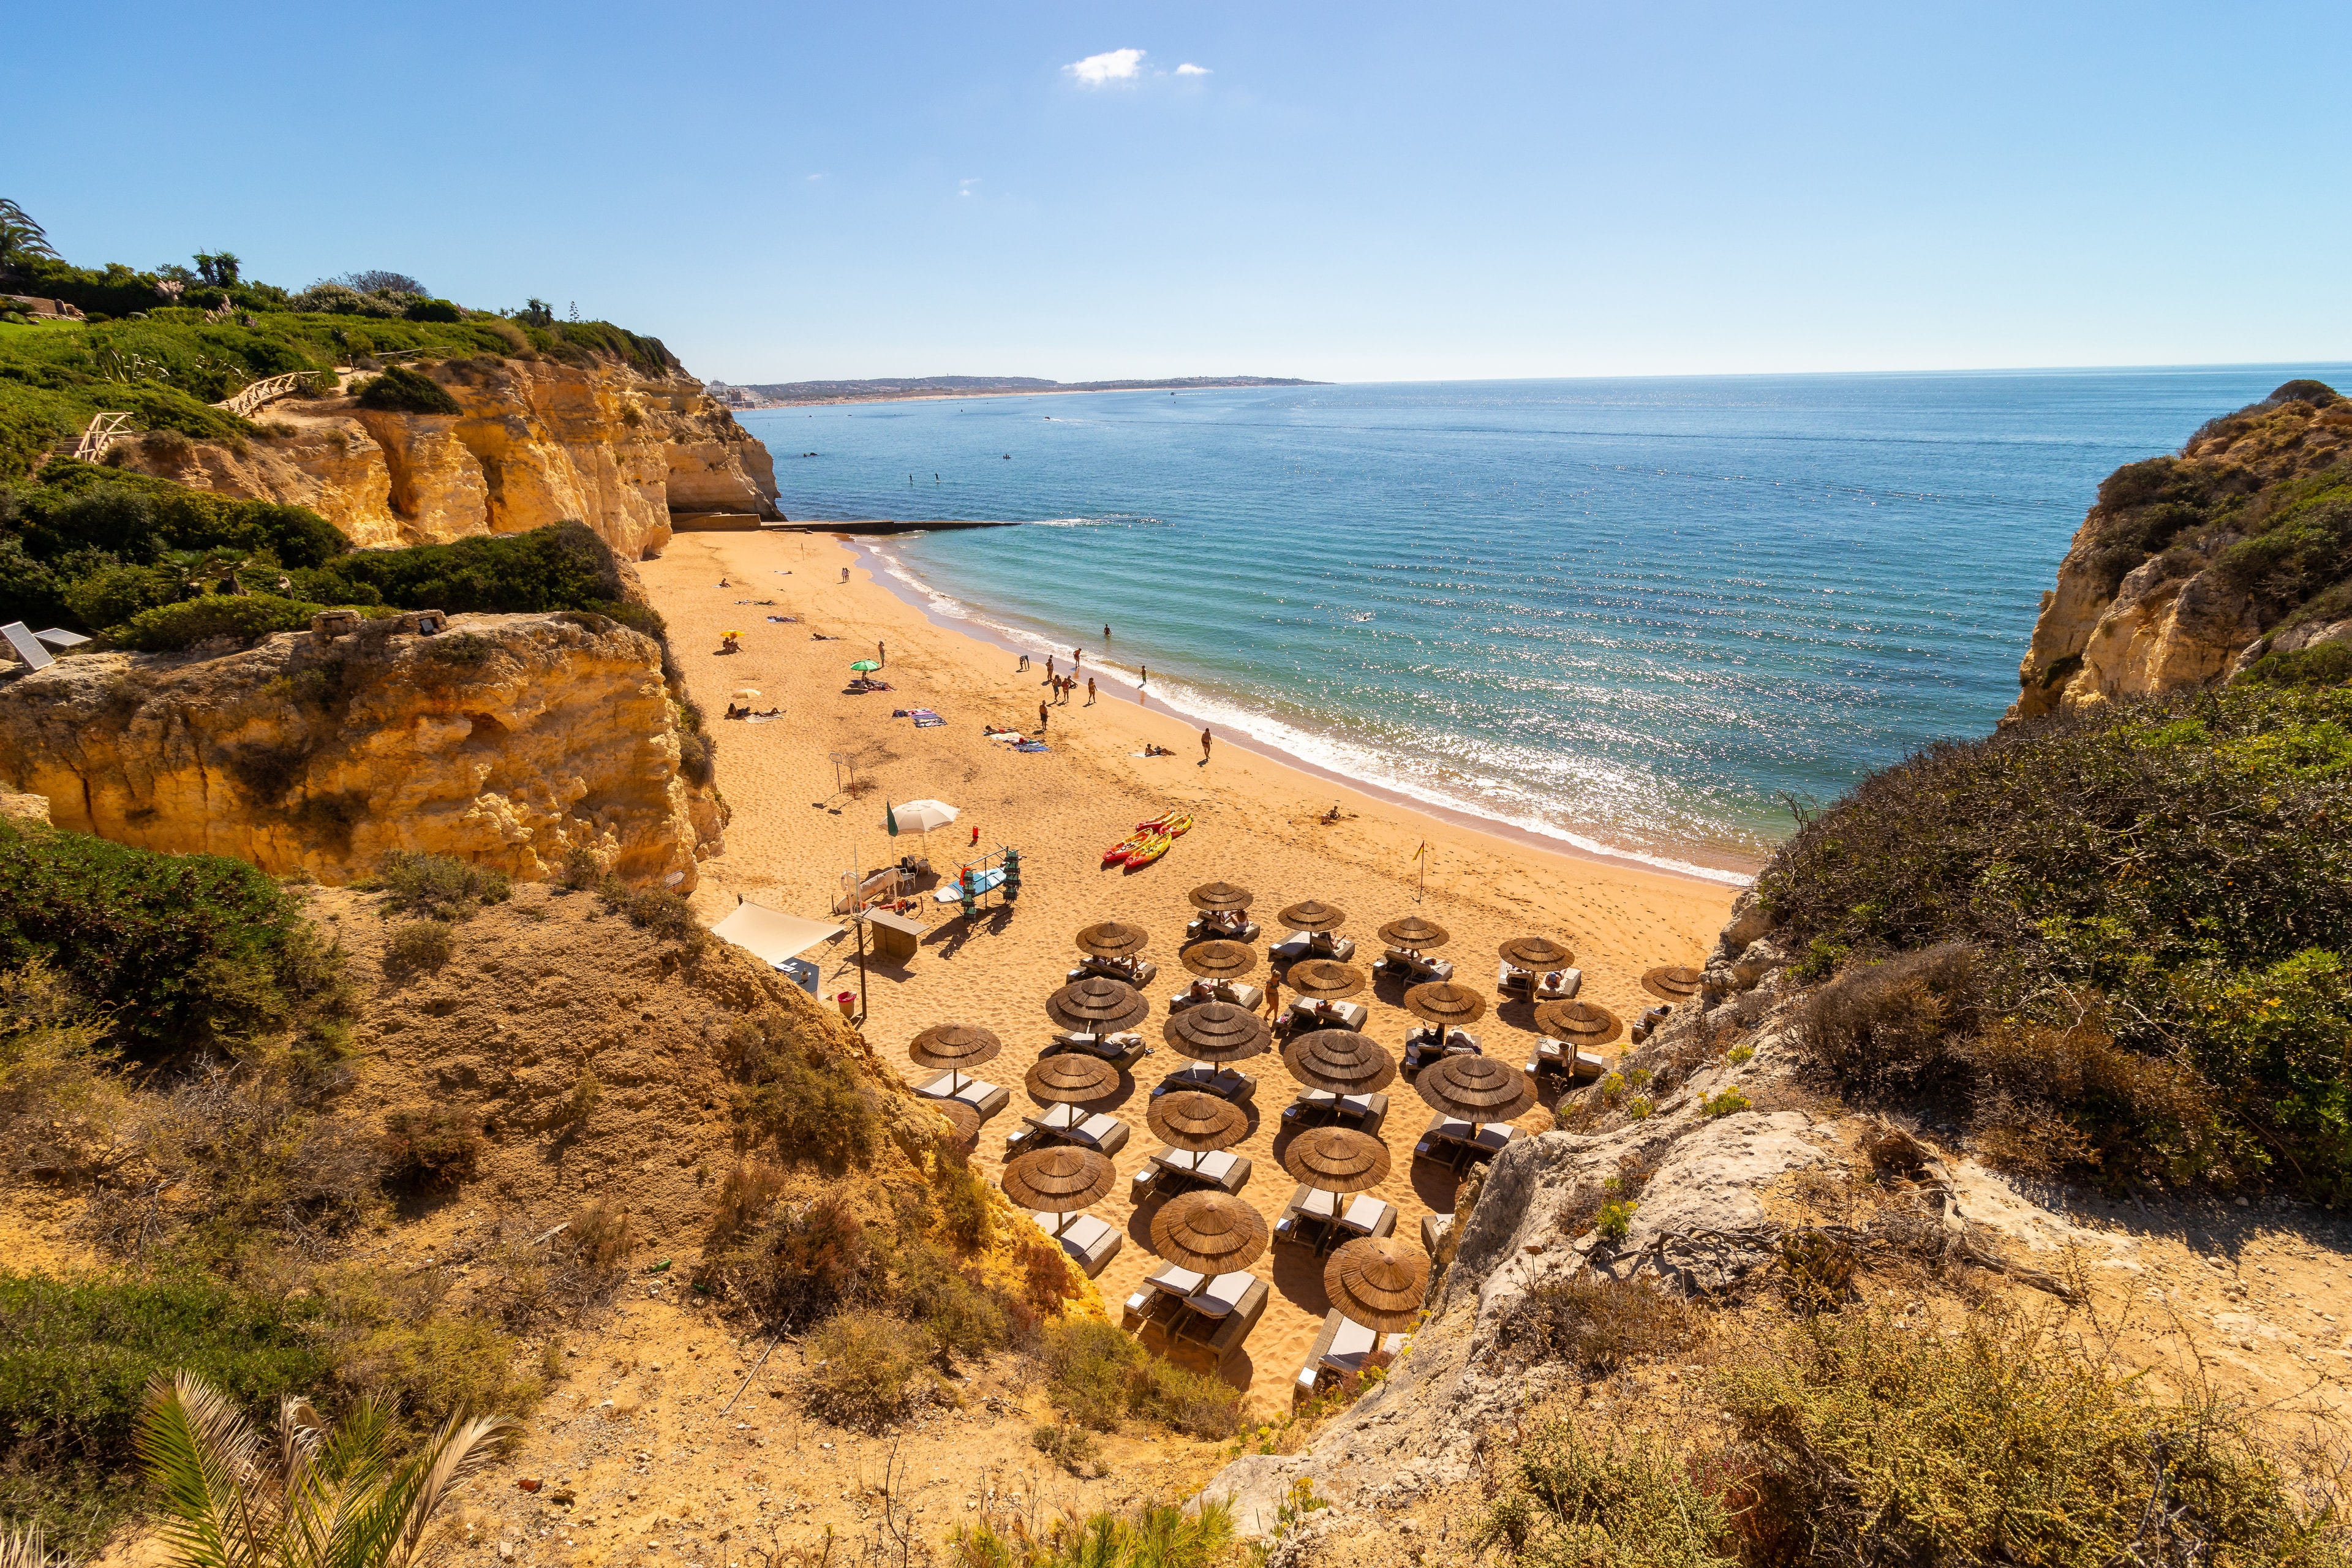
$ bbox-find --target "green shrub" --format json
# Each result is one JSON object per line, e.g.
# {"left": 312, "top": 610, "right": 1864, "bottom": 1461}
{"left": 893, "top": 1242, "right": 1011, "bottom": 1360}
{"left": 2242, "top": 639, "right": 2352, "bottom": 689}
{"left": 382, "top": 919, "right": 453, "bottom": 976}
{"left": 1760, "top": 684, "right": 2352, "bottom": 1197}
{"left": 1595, "top": 1200, "right": 1638, "bottom": 1239}
{"left": 0, "top": 1268, "right": 334, "bottom": 1556}
{"left": 353, "top": 364, "right": 460, "bottom": 415}
{"left": 1037, "top": 1319, "right": 1243, "bottom": 1439}
{"left": 1030, "top": 1421, "right": 1102, "bottom": 1476}
{"left": 381, "top": 1109, "right": 483, "bottom": 1188}
{"left": 802, "top": 1308, "right": 940, "bottom": 1431}
{"left": 1699, "top": 1086, "right": 1751, "bottom": 1118}
{"left": 728, "top": 1013, "right": 879, "bottom": 1170}
{"left": 287, "top": 520, "right": 647, "bottom": 626}
{"left": 402, "top": 298, "right": 464, "bottom": 324}
{"left": 625, "top": 886, "right": 699, "bottom": 943}
{"left": 932, "top": 1153, "right": 993, "bottom": 1253}
{"left": 372, "top": 850, "right": 510, "bottom": 921}
{"left": 1715, "top": 1306, "right": 2336, "bottom": 1568}
{"left": 1500, "top": 1276, "right": 1697, "bottom": 1376}
{"left": 1478, "top": 1417, "right": 1734, "bottom": 1568}
{"left": 949, "top": 1502, "right": 1234, "bottom": 1568}
{"left": 0, "top": 820, "right": 353, "bottom": 1056}
{"left": 115, "top": 589, "right": 315, "bottom": 650}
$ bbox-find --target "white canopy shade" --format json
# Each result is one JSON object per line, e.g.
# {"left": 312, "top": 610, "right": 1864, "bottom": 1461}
{"left": 709, "top": 900, "right": 845, "bottom": 968}
{"left": 889, "top": 799, "right": 959, "bottom": 834}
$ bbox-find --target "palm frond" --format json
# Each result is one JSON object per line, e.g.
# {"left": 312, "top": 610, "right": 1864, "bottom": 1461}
{"left": 135, "top": 1372, "right": 274, "bottom": 1568}
{"left": 360, "top": 1412, "right": 519, "bottom": 1568}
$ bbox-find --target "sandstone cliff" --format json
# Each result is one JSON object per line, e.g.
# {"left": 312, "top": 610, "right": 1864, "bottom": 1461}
{"left": 2010, "top": 378, "right": 2352, "bottom": 720}
{"left": 0, "top": 611, "right": 725, "bottom": 886}
{"left": 117, "top": 355, "right": 782, "bottom": 561}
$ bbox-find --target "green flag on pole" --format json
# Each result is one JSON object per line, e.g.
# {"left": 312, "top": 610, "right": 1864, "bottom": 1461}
{"left": 886, "top": 800, "right": 900, "bottom": 837}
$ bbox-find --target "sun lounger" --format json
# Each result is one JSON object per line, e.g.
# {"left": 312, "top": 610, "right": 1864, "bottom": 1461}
{"left": 914, "top": 1074, "right": 1009, "bottom": 1118}
{"left": 1336, "top": 1193, "right": 1397, "bottom": 1241}
{"left": 1185, "top": 916, "right": 1261, "bottom": 944}
{"left": 1497, "top": 963, "right": 1581, "bottom": 1000}
{"left": 1373, "top": 948, "right": 1455, "bottom": 984}
{"left": 1153, "top": 1065, "right": 1256, "bottom": 1102}
{"left": 1280, "top": 1090, "right": 1389, "bottom": 1132}
{"left": 1273, "top": 1183, "right": 1344, "bottom": 1250}
{"left": 1414, "top": 1113, "right": 1517, "bottom": 1167}
{"left": 1047, "top": 1030, "right": 1149, "bottom": 1067}
{"left": 1123, "top": 1262, "right": 1210, "bottom": 1325}
{"left": 1270, "top": 935, "right": 1357, "bottom": 967}
{"left": 1130, "top": 1146, "right": 1251, "bottom": 1199}
{"left": 1403, "top": 1027, "right": 1480, "bottom": 1075}
{"left": 1155, "top": 1272, "right": 1268, "bottom": 1372}
{"left": 1071, "top": 956, "right": 1159, "bottom": 986}
{"left": 1166, "top": 982, "right": 1265, "bottom": 1015}
{"left": 1032, "top": 1210, "right": 1121, "bottom": 1276}
{"left": 1293, "top": 1308, "right": 1411, "bottom": 1403}
{"left": 1284, "top": 998, "right": 1368, "bottom": 1033}
{"left": 1420, "top": 1212, "right": 1453, "bottom": 1255}
{"left": 1526, "top": 1037, "right": 1607, "bottom": 1082}
{"left": 1008, "top": 1106, "right": 1129, "bottom": 1156}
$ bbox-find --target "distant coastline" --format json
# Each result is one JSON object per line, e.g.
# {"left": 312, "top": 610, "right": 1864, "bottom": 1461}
{"left": 731, "top": 374, "right": 1323, "bottom": 408}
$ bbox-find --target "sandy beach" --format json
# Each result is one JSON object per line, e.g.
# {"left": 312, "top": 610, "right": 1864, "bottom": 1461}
{"left": 639, "top": 529, "right": 1736, "bottom": 1421}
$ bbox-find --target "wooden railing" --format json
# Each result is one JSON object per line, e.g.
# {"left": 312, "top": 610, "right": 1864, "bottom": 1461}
{"left": 70, "top": 412, "right": 135, "bottom": 463}
{"left": 213, "top": 372, "right": 307, "bottom": 418}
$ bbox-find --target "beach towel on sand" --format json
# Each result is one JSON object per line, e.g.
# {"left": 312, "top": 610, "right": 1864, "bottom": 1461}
{"left": 911, "top": 709, "right": 946, "bottom": 728}
{"left": 1014, "top": 741, "right": 1050, "bottom": 753}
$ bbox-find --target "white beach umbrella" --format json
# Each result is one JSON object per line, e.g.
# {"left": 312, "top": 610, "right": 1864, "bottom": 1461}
{"left": 888, "top": 799, "right": 959, "bottom": 834}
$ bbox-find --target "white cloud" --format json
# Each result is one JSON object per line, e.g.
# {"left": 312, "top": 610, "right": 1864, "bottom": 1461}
{"left": 1064, "top": 48, "right": 1144, "bottom": 86}
{"left": 1175, "top": 62, "right": 1209, "bottom": 75}
{"left": 807, "top": 173, "right": 824, "bottom": 181}
{"left": 959, "top": 178, "right": 980, "bottom": 198}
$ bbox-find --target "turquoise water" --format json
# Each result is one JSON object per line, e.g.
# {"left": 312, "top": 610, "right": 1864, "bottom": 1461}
{"left": 738, "top": 368, "right": 2348, "bottom": 881}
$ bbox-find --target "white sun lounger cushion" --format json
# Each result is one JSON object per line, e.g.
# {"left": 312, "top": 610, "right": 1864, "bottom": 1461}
{"left": 1340, "top": 1195, "right": 1392, "bottom": 1234}
{"left": 1145, "top": 1262, "right": 1207, "bottom": 1297}
{"left": 1186, "top": 1272, "right": 1259, "bottom": 1318}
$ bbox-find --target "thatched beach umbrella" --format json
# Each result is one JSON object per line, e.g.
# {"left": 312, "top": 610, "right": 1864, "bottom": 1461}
{"left": 1046, "top": 976, "right": 1148, "bottom": 1035}
{"left": 1026, "top": 1054, "right": 1122, "bottom": 1104}
{"left": 1280, "top": 1126, "right": 1392, "bottom": 1194}
{"left": 1278, "top": 899, "right": 1348, "bottom": 933}
{"left": 1075, "top": 921, "right": 1150, "bottom": 960}
{"left": 1376, "top": 915, "right": 1450, "bottom": 950}
{"left": 1149, "top": 1190, "right": 1268, "bottom": 1274}
{"left": 1163, "top": 1002, "right": 1271, "bottom": 1065}
{"left": 1288, "top": 960, "right": 1366, "bottom": 1001}
{"left": 1324, "top": 1236, "right": 1430, "bottom": 1332}
{"left": 1189, "top": 881, "right": 1255, "bottom": 913}
{"left": 1498, "top": 936, "right": 1575, "bottom": 972}
{"left": 1412, "top": 1055, "right": 1535, "bottom": 1133}
{"left": 908, "top": 1023, "right": 1002, "bottom": 1097}
{"left": 932, "top": 1099, "right": 981, "bottom": 1156}
{"left": 1283, "top": 1030, "right": 1398, "bottom": 1097}
{"left": 1001, "top": 1146, "right": 1115, "bottom": 1235}
{"left": 1403, "top": 981, "right": 1488, "bottom": 1028}
{"left": 1535, "top": 999, "right": 1621, "bottom": 1046}
{"left": 1146, "top": 1091, "right": 1248, "bottom": 1180}
{"left": 1642, "top": 965, "right": 1703, "bottom": 1001}
{"left": 1180, "top": 940, "right": 1258, "bottom": 981}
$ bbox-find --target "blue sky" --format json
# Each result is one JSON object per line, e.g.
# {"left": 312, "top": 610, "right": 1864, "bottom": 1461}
{"left": 8, "top": 2, "right": 2347, "bottom": 383}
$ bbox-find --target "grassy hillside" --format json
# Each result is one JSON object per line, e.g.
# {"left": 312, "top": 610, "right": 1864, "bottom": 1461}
{"left": 1, "top": 224, "right": 679, "bottom": 481}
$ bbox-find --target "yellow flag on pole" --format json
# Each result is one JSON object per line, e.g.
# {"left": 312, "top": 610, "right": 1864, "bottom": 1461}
{"left": 1411, "top": 840, "right": 1428, "bottom": 862}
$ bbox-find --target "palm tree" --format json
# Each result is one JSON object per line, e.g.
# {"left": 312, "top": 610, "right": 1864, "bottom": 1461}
{"left": 134, "top": 1371, "right": 516, "bottom": 1568}
{"left": 0, "top": 198, "right": 61, "bottom": 280}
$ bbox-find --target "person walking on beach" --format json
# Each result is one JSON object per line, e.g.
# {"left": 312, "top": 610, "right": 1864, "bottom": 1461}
{"left": 1140, "top": 665, "right": 1147, "bottom": 685}
{"left": 877, "top": 639, "right": 886, "bottom": 668}
{"left": 1200, "top": 726, "right": 1213, "bottom": 765}
{"left": 1046, "top": 654, "right": 1056, "bottom": 682}
{"left": 1038, "top": 701, "right": 1049, "bottom": 732}
{"left": 1262, "top": 971, "right": 1280, "bottom": 1020}
{"left": 1017, "top": 653, "right": 1029, "bottom": 673}
{"left": 1087, "top": 677, "right": 1097, "bottom": 705}
{"left": 1072, "top": 647, "right": 1082, "bottom": 672}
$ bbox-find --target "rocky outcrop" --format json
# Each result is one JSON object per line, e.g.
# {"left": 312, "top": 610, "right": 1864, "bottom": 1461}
{"left": 123, "top": 356, "right": 781, "bottom": 560}
{"left": 2010, "top": 380, "right": 2352, "bottom": 720}
{"left": 0, "top": 612, "right": 725, "bottom": 886}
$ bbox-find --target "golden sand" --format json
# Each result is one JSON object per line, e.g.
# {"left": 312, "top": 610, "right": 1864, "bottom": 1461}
{"left": 639, "top": 529, "right": 1736, "bottom": 1420}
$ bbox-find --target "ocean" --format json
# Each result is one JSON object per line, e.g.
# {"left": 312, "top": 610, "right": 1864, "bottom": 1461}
{"left": 737, "top": 367, "right": 2348, "bottom": 883}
